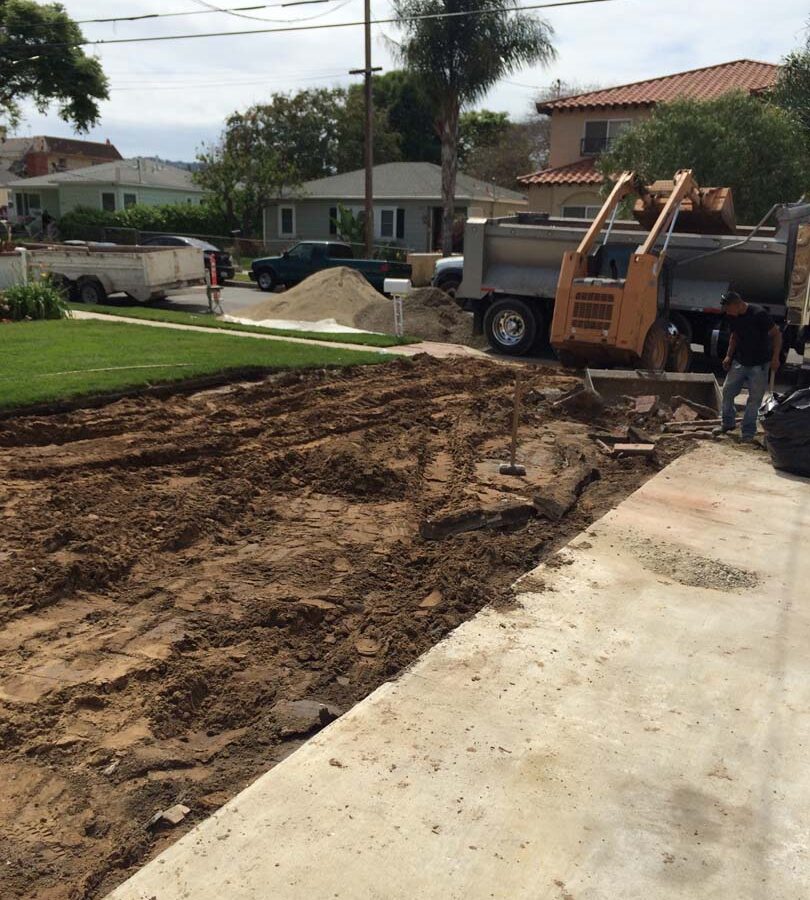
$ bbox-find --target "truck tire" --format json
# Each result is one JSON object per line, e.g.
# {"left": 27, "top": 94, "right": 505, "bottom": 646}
{"left": 483, "top": 297, "right": 538, "bottom": 356}
{"left": 77, "top": 278, "right": 106, "bottom": 305}
{"left": 256, "top": 268, "right": 276, "bottom": 292}
{"left": 640, "top": 318, "right": 669, "bottom": 371}
{"left": 666, "top": 314, "right": 692, "bottom": 373}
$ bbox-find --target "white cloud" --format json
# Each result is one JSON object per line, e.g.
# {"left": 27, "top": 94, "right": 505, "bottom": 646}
{"left": 11, "top": 0, "right": 809, "bottom": 159}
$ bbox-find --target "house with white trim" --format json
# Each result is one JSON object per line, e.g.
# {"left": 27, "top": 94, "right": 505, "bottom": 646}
{"left": 263, "top": 162, "right": 528, "bottom": 252}
{"left": 6, "top": 157, "right": 206, "bottom": 223}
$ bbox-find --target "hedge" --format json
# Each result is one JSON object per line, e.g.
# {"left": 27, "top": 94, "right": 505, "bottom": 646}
{"left": 59, "top": 203, "right": 232, "bottom": 243}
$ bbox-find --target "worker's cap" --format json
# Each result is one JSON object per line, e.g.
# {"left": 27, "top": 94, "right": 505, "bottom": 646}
{"left": 720, "top": 290, "right": 742, "bottom": 306}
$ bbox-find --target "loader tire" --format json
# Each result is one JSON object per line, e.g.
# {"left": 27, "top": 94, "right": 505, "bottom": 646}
{"left": 640, "top": 318, "right": 669, "bottom": 371}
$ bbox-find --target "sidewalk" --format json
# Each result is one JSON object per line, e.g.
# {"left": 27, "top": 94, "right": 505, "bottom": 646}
{"left": 69, "top": 309, "right": 488, "bottom": 361}
{"left": 108, "top": 444, "right": 810, "bottom": 900}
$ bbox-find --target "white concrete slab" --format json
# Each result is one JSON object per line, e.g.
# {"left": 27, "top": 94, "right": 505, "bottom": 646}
{"left": 107, "top": 445, "right": 810, "bottom": 900}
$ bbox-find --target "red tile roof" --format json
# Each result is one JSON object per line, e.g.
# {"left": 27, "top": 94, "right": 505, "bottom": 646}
{"left": 517, "top": 157, "right": 603, "bottom": 186}
{"left": 537, "top": 59, "right": 779, "bottom": 113}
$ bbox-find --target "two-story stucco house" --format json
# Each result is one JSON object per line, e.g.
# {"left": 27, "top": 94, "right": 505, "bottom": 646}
{"left": 518, "top": 60, "right": 779, "bottom": 217}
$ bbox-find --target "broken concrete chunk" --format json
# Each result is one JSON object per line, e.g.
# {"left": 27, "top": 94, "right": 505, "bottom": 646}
{"left": 271, "top": 699, "right": 343, "bottom": 737}
{"left": 671, "top": 395, "right": 718, "bottom": 420}
{"left": 633, "top": 395, "right": 659, "bottom": 415}
{"left": 146, "top": 803, "right": 190, "bottom": 830}
{"left": 612, "top": 443, "right": 656, "bottom": 456}
{"left": 672, "top": 404, "right": 699, "bottom": 423}
{"left": 533, "top": 466, "right": 599, "bottom": 521}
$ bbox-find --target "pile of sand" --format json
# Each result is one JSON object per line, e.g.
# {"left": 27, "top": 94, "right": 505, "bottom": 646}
{"left": 238, "top": 268, "right": 482, "bottom": 346}
{"left": 239, "top": 267, "right": 386, "bottom": 327}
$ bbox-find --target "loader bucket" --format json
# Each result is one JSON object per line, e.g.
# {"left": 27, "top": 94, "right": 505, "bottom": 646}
{"left": 584, "top": 369, "right": 722, "bottom": 412}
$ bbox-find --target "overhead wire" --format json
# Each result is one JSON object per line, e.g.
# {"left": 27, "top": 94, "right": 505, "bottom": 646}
{"left": 3, "top": 0, "right": 353, "bottom": 27}
{"left": 3, "top": 0, "right": 622, "bottom": 49}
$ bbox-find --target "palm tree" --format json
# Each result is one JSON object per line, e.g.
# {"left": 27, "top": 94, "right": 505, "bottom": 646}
{"left": 392, "top": 0, "right": 555, "bottom": 255}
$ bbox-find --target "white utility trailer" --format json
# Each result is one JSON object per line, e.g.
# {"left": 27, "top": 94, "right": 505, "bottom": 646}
{"left": 15, "top": 242, "right": 206, "bottom": 303}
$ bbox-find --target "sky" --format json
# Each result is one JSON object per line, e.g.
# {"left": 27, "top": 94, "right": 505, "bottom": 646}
{"left": 9, "top": 0, "right": 810, "bottom": 161}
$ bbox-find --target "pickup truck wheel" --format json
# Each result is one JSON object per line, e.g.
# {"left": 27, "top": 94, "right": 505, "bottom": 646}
{"left": 77, "top": 278, "right": 106, "bottom": 305}
{"left": 256, "top": 269, "right": 275, "bottom": 292}
{"left": 483, "top": 297, "right": 538, "bottom": 356}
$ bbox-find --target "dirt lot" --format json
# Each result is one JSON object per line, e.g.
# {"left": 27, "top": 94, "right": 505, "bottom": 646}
{"left": 0, "top": 356, "right": 686, "bottom": 899}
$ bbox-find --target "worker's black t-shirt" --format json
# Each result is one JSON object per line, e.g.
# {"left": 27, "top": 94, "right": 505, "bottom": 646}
{"left": 729, "top": 303, "right": 774, "bottom": 366}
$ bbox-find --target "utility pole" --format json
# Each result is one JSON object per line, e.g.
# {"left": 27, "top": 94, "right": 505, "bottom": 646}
{"left": 349, "top": 0, "right": 381, "bottom": 258}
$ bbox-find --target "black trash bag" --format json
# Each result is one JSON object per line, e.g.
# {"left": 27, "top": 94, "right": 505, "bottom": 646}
{"left": 759, "top": 387, "right": 810, "bottom": 476}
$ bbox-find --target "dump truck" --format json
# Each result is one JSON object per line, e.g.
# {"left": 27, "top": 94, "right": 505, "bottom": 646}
{"left": 458, "top": 193, "right": 810, "bottom": 377}
{"left": 13, "top": 242, "right": 206, "bottom": 303}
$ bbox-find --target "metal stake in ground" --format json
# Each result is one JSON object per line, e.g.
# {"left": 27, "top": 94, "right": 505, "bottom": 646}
{"left": 500, "top": 371, "right": 527, "bottom": 476}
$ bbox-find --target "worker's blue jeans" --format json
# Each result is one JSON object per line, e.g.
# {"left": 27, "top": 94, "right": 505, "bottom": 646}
{"left": 722, "top": 361, "right": 769, "bottom": 438}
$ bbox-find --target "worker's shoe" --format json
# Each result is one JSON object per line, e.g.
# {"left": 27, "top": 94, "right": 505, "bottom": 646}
{"left": 739, "top": 434, "right": 756, "bottom": 444}
{"left": 712, "top": 425, "right": 735, "bottom": 437}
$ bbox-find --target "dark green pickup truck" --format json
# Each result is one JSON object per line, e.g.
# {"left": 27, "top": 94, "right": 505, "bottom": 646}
{"left": 249, "top": 241, "right": 411, "bottom": 294}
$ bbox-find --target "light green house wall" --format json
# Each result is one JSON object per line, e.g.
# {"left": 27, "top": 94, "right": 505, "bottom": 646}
{"left": 57, "top": 183, "right": 206, "bottom": 215}
{"left": 10, "top": 182, "right": 206, "bottom": 221}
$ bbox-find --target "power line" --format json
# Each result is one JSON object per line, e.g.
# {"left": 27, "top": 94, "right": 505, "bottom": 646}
{"left": 4, "top": 0, "right": 351, "bottom": 27}
{"left": 4, "top": 0, "right": 621, "bottom": 50}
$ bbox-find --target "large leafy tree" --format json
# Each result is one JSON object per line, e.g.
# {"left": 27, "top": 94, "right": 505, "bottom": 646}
{"left": 196, "top": 89, "right": 344, "bottom": 233}
{"left": 462, "top": 118, "right": 548, "bottom": 188}
{"left": 392, "top": 0, "right": 555, "bottom": 253}
{"left": 772, "top": 28, "right": 810, "bottom": 145}
{"left": 0, "top": 0, "right": 108, "bottom": 130}
{"left": 598, "top": 92, "right": 809, "bottom": 224}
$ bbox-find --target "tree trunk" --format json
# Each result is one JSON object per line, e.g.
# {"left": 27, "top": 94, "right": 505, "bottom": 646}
{"left": 439, "top": 102, "right": 460, "bottom": 257}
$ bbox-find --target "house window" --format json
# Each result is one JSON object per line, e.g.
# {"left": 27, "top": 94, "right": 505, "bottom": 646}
{"left": 15, "top": 192, "right": 41, "bottom": 216}
{"left": 378, "top": 207, "right": 396, "bottom": 239}
{"left": 329, "top": 206, "right": 338, "bottom": 236}
{"left": 581, "top": 120, "right": 631, "bottom": 156}
{"left": 278, "top": 205, "right": 296, "bottom": 237}
{"left": 561, "top": 205, "right": 602, "bottom": 219}
{"left": 101, "top": 192, "right": 116, "bottom": 212}
{"left": 377, "top": 207, "right": 405, "bottom": 240}
{"left": 123, "top": 193, "right": 137, "bottom": 209}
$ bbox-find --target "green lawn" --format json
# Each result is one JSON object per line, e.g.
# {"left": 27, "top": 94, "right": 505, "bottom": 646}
{"left": 68, "top": 302, "right": 416, "bottom": 348}
{"left": 0, "top": 319, "right": 383, "bottom": 410}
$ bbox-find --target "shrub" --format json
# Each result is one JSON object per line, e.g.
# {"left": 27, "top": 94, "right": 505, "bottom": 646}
{"left": 2, "top": 279, "right": 68, "bottom": 321}
{"left": 59, "top": 202, "right": 232, "bottom": 242}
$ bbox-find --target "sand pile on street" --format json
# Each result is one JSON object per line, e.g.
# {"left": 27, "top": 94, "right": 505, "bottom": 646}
{"left": 239, "top": 269, "right": 481, "bottom": 345}
{"left": 239, "top": 267, "right": 387, "bottom": 328}
{"left": 356, "top": 286, "right": 484, "bottom": 347}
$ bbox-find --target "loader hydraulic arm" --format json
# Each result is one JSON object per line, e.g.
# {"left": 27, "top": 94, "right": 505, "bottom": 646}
{"left": 574, "top": 170, "right": 637, "bottom": 258}
{"left": 637, "top": 168, "right": 698, "bottom": 257}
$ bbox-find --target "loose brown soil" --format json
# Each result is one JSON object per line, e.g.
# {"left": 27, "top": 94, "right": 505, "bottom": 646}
{"left": 0, "top": 356, "right": 686, "bottom": 899}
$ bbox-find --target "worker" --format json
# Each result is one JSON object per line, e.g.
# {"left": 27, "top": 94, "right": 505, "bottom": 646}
{"left": 715, "top": 290, "right": 782, "bottom": 442}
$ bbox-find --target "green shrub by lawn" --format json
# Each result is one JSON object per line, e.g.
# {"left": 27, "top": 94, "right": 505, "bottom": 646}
{"left": 2, "top": 280, "right": 68, "bottom": 320}
{"left": 69, "top": 302, "right": 417, "bottom": 347}
{"left": 0, "top": 319, "right": 383, "bottom": 410}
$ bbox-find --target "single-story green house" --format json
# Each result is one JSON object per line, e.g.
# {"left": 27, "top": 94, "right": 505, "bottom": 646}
{"left": 263, "top": 162, "right": 528, "bottom": 252}
{"left": 7, "top": 157, "right": 206, "bottom": 222}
